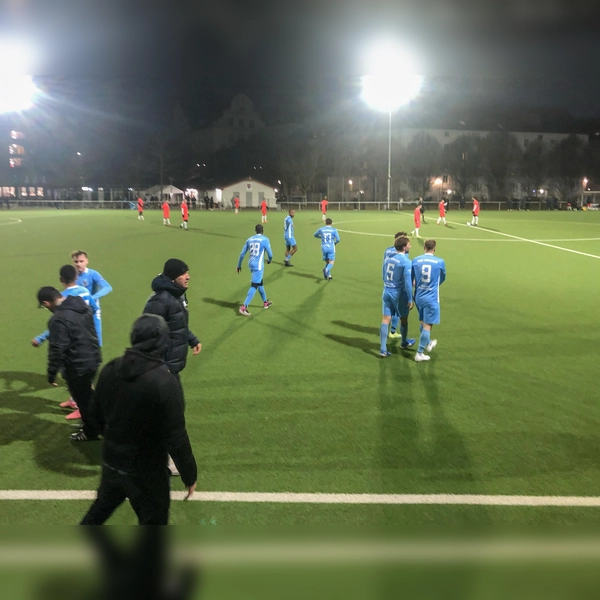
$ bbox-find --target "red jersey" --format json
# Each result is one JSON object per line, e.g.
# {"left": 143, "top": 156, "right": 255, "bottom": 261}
{"left": 181, "top": 202, "right": 189, "bottom": 220}
{"left": 234, "top": 197, "right": 240, "bottom": 209}
{"left": 439, "top": 201, "right": 446, "bottom": 217}
{"left": 137, "top": 197, "right": 144, "bottom": 211}
{"left": 162, "top": 201, "right": 170, "bottom": 217}
{"left": 472, "top": 199, "right": 480, "bottom": 216}
{"left": 320, "top": 199, "right": 328, "bottom": 213}
{"left": 414, "top": 206, "right": 421, "bottom": 226}
{"left": 260, "top": 200, "right": 267, "bottom": 214}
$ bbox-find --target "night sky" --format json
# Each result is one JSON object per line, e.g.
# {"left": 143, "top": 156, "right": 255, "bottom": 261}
{"left": 4, "top": 0, "right": 600, "bottom": 122}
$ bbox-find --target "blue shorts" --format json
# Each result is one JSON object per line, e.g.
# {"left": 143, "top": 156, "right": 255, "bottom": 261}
{"left": 285, "top": 237, "right": 296, "bottom": 247}
{"left": 251, "top": 269, "right": 264, "bottom": 285}
{"left": 417, "top": 301, "right": 440, "bottom": 325}
{"left": 322, "top": 250, "right": 335, "bottom": 262}
{"left": 381, "top": 289, "right": 400, "bottom": 318}
{"left": 397, "top": 293, "right": 411, "bottom": 318}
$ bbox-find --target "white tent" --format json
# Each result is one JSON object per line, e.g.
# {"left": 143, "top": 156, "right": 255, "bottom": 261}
{"left": 221, "top": 179, "right": 276, "bottom": 209}
{"left": 143, "top": 185, "right": 186, "bottom": 201}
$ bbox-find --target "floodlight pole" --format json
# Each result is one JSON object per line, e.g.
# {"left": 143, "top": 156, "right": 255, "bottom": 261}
{"left": 386, "top": 110, "right": 392, "bottom": 210}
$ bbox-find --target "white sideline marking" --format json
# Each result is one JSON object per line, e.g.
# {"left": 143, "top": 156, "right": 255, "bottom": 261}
{"left": 2, "top": 490, "right": 600, "bottom": 506}
{"left": 0, "top": 218, "right": 22, "bottom": 226}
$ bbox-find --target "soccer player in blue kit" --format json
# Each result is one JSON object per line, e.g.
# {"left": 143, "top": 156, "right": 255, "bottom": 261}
{"left": 379, "top": 236, "right": 415, "bottom": 357}
{"left": 383, "top": 231, "right": 408, "bottom": 339}
{"left": 237, "top": 224, "right": 274, "bottom": 316}
{"left": 72, "top": 250, "right": 112, "bottom": 347}
{"left": 283, "top": 209, "right": 297, "bottom": 267}
{"left": 314, "top": 218, "right": 340, "bottom": 280}
{"left": 412, "top": 239, "right": 446, "bottom": 362}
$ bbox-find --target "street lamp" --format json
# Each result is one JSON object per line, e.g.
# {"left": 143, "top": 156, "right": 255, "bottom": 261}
{"left": 361, "top": 40, "right": 423, "bottom": 209}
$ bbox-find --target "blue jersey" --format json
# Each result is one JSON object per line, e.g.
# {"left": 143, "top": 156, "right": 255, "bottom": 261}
{"left": 314, "top": 225, "right": 340, "bottom": 252}
{"left": 284, "top": 215, "right": 294, "bottom": 239}
{"left": 237, "top": 234, "right": 273, "bottom": 271}
{"left": 412, "top": 254, "right": 446, "bottom": 304}
{"left": 382, "top": 252, "right": 412, "bottom": 300}
{"left": 76, "top": 268, "right": 112, "bottom": 303}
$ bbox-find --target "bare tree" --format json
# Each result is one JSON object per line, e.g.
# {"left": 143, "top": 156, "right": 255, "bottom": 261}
{"left": 548, "top": 134, "right": 586, "bottom": 204}
{"left": 480, "top": 132, "right": 522, "bottom": 201}
{"left": 405, "top": 132, "right": 442, "bottom": 199}
{"left": 442, "top": 135, "right": 482, "bottom": 201}
{"left": 520, "top": 139, "right": 548, "bottom": 198}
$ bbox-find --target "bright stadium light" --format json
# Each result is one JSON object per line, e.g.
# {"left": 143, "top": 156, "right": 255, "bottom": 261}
{"left": 361, "top": 40, "right": 423, "bottom": 209}
{"left": 0, "top": 38, "right": 39, "bottom": 113}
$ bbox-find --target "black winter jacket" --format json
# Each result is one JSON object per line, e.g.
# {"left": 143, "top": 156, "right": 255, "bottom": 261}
{"left": 47, "top": 295, "right": 101, "bottom": 383}
{"left": 90, "top": 346, "right": 197, "bottom": 486}
{"left": 143, "top": 274, "right": 200, "bottom": 374}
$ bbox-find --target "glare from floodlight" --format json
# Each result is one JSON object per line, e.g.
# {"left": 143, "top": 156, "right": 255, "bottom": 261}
{"left": 360, "top": 40, "right": 423, "bottom": 113}
{"left": 0, "top": 75, "right": 39, "bottom": 113}
{"left": 434, "top": 178, "right": 443, "bottom": 186}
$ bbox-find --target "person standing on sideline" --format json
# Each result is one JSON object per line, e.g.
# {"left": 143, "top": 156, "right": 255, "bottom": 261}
{"left": 437, "top": 199, "right": 447, "bottom": 226}
{"left": 284, "top": 208, "right": 297, "bottom": 266}
{"left": 412, "top": 204, "right": 421, "bottom": 237}
{"left": 260, "top": 198, "right": 268, "bottom": 223}
{"left": 162, "top": 199, "right": 171, "bottom": 226}
{"left": 143, "top": 259, "right": 201, "bottom": 397}
{"left": 412, "top": 239, "right": 446, "bottom": 362}
{"left": 237, "top": 224, "right": 273, "bottom": 316}
{"left": 72, "top": 250, "right": 112, "bottom": 347}
{"left": 180, "top": 200, "right": 189, "bottom": 230}
{"left": 471, "top": 197, "right": 480, "bottom": 226}
{"left": 204, "top": 194, "right": 210, "bottom": 211}
{"left": 37, "top": 286, "right": 101, "bottom": 441}
{"left": 419, "top": 199, "right": 427, "bottom": 223}
{"left": 379, "top": 236, "right": 414, "bottom": 357}
{"left": 314, "top": 217, "right": 340, "bottom": 280}
{"left": 80, "top": 314, "right": 197, "bottom": 525}
{"left": 320, "top": 197, "right": 329, "bottom": 222}
{"left": 383, "top": 232, "right": 408, "bottom": 340}
{"left": 234, "top": 196, "right": 240, "bottom": 214}
{"left": 137, "top": 196, "right": 144, "bottom": 221}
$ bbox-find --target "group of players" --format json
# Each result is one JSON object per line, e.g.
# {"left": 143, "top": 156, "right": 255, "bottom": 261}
{"left": 412, "top": 196, "right": 481, "bottom": 236}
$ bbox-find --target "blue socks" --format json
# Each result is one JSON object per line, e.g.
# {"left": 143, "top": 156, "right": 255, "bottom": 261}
{"left": 285, "top": 254, "right": 291, "bottom": 262}
{"left": 418, "top": 328, "right": 430, "bottom": 354}
{"left": 244, "top": 287, "right": 257, "bottom": 307}
{"left": 380, "top": 323, "right": 389, "bottom": 353}
{"left": 325, "top": 262, "right": 333, "bottom": 276}
{"left": 400, "top": 323, "right": 408, "bottom": 343}
{"left": 390, "top": 316, "right": 399, "bottom": 333}
{"left": 258, "top": 286, "right": 267, "bottom": 302}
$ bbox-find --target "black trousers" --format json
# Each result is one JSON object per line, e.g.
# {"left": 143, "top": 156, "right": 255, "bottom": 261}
{"left": 65, "top": 369, "right": 98, "bottom": 437}
{"left": 81, "top": 465, "right": 171, "bottom": 525}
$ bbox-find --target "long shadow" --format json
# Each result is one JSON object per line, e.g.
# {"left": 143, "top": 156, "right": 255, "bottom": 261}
{"left": 324, "top": 334, "right": 380, "bottom": 357}
{"left": 203, "top": 297, "right": 241, "bottom": 313}
{"left": 285, "top": 270, "right": 323, "bottom": 283}
{"left": 0, "top": 371, "right": 101, "bottom": 477}
{"left": 332, "top": 320, "right": 375, "bottom": 335}
{"left": 188, "top": 227, "right": 240, "bottom": 239}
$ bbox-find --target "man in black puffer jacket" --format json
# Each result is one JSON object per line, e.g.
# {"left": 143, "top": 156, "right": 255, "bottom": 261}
{"left": 81, "top": 314, "right": 197, "bottom": 525}
{"left": 37, "top": 286, "right": 101, "bottom": 442}
{"left": 143, "top": 259, "right": 201, "bottom": 394}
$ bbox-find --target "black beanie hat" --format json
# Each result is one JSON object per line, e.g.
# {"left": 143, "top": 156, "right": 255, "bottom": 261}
{"left": 163, "top": 258, "right": 189, "bottom": 280}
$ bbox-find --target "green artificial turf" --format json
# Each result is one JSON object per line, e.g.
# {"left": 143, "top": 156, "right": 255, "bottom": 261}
{"left": 1, "top": 207, "right": 600, "bottom": 527}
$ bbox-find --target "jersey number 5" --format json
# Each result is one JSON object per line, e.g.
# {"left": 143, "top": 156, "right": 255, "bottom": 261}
{"left": 386, "top": 263, "right": 395, "bottom": 281}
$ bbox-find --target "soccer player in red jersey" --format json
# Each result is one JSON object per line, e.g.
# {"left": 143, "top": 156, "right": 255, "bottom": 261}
{"left": 320, "top": 197, "right": 328, "bottom": 222}
{"left": 412, "top": 205, "right": 421, "bottom": 237}
{"left": 162, "top": 200, "right": 171, "bottom": 226}
{"left": 261, "top": 199, "right": 268, "bottom": 223}
{"left": 180, "top": 200, "right": 189, "bottom": 230}
{"left": 137, "top": 196, "right": 144, "bottom": 221}
{"left": 471, "top": 197, "right": 480, "bottom": 226}
{"left": 437, "top": 199, "right": 447, "bottom": 226}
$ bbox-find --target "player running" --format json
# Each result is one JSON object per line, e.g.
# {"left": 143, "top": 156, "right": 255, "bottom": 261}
{"left": 412, "top": 239, "right": 446, "bottom": 362}
{"left": 384, "top": 232, "right": 408, "bottom": 340}
{"left": 137, "top": 196, "right": 144, "bottom": 221}
{"left": 320, "top": 197, "right": 329, "bottom": 222}
{"left": 379, "top": 236, "right": 414, "bottom": 357}
{"left": 437, "top": 199, "right": 447, "bottom": 226}
{"left": 162, "top": 199, "right": 171, "bottom": 226}
{"left": 237, "top": 224, "right": 273, "bottom": 316}
{"left": 180, "top": 199, "right": 189, "bottom": 230}
{"left": 284, "top": 209, "right": 297, "bottom": 267}
{"left": 314, "top": 218, "right": 340, "bottom": 280}
{"left": 471, "top": 197, "right": 480, "bottom": 226}
{"left": 412, "top": 204, "right": 421, "bottom": 237}
{"left": 261, "top": 199, "right": 268, "bottom": 223}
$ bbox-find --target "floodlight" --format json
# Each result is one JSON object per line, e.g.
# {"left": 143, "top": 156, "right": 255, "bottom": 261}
{"left": 0, "top": 38, "right": 39, "bottom": 113}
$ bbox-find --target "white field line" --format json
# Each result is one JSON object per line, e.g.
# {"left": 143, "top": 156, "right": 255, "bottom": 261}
{"left": 0, "top": 218, "right": 22, "bottom": 226}
{"left": 2, "top": 490, "right": 600, "bottom": 506}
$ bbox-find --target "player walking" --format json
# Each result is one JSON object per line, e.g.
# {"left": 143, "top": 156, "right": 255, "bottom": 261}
{"left": 471, "top": 197, "right": 480, "bottom": 226}
{"left": 384, "top": 232, "right": 408, "bottom": 340}
{"left": 137, "top": 196, "right": 144, "bottom": 221}
{"left": 234, "top": 196, "right": 240, "bottom": 214}
{"left": 261, "top": 199, "right": 268, "bottom": 223}
{"left": 412, "top": 204, "right": 421, "bottom": 237}
{"left": 320, "top": 197, "right": 329, "bottom": 222}
{"left": 237, "top": 224, "right": 273, "bottom": 316}
{"left": 379, "top": 236, "right": 414, "bottom": 357}
{"left": 162, "top": 200, "right": 171, "bottom": 226}
{"left": 437, "top": 199, "right": 447, "bottom": 226}
{"left": 284, "top": 209, "right": 297, "bottom": 267}
{"left": 180, "top": 200, "right": 189, "bottom": 230}
{"left": 314, "top": 218, "right": 340, "bottom": 280}
{"left": 412, "top": 239, "right": 446, "bottom": 362}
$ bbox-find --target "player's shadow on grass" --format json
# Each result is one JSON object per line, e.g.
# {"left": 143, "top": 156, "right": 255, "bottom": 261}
{"left": 325, "top": 334, "right": 380, "bottom": 357}
{"left": 0, "top": 371, "right": 101, "bottom": 478}
{"left": 203, "top": 297, "right": 241, "bottom": 313}
{"left": 285, "top": 270, "right": 323, "bottom": 283}
{"left": 188, "top": 227, "right": 240, "bottom": 239}
{"left": 332, "top": 320, "right": 376, "bottom": 335}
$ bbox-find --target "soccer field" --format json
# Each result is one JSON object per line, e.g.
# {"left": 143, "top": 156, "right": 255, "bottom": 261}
{"left": 1, "top": 207, "right": 600, "bottom": 528}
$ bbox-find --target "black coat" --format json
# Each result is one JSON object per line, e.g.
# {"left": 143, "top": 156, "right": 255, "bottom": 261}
{"left": 142, "top": 274, "right": 200, "bottom": 374}
{"left": 90, "top": 346, "right": 197, "bottom": 487}
{"left": 47, "top": 295, "right": 101, "bottom": 383}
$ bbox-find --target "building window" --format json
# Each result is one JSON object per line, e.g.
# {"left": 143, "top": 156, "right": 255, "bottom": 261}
{"left": 10, "top": 131, "right": 24, "bottom": 140}
{"left": 9, "top": 158, "right": 23, "bottom": 168}
{"left": 444, "top": 131, "right": 449, "bottom": 137}
{"left": 524, "top": 139, "right": 529, "bottom": 147}
{"left": 20, "top": 187, "right": 27, "bottom": 196}
{"left": 9, "top": 144, "right": 25, "bottom": 155}
{"left": 551, "top": 139, "right": 557, "bottom": 146}
{"left": 538, "top": 134, "right": 543, "bottom": 141}
{"left": 239, "top": 118, "right": 244, "bottom": 128}
{"left": 442, "top": 175, "right": 448, "bottom": 183}
{"left": 37, "top": 187, "right": 44, "bottom": 197}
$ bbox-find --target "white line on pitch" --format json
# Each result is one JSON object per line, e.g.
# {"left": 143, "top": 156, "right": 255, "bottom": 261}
{"left": 0, "top": 218, "right": 22, "bottom": 226}
{"left": 2, "top": 490, "right": 600, "bottom": 506}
